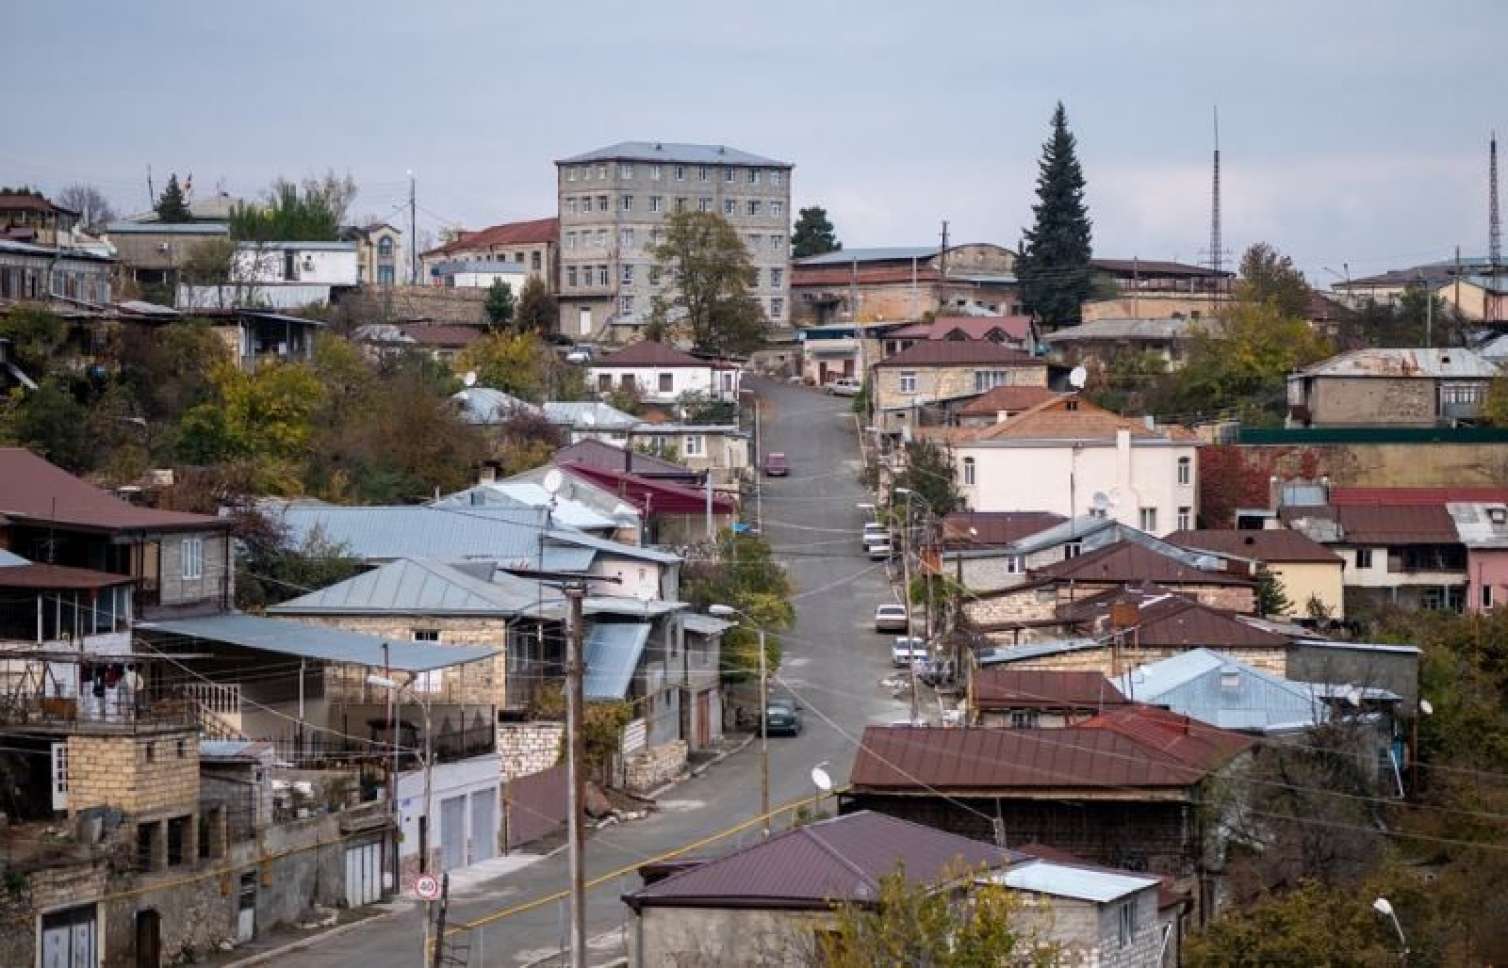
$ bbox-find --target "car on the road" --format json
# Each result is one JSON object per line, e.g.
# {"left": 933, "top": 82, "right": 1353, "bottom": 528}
{"left": 764, "top": 452, "right": 789, "bottom": 476}
{"left": 874, "top": 603, "right": 909, "bottom": 632}
{"left": 827, "top": 377, "right": 862, "bottom": 397}
{"left": 892, "top": 636, "right": 928, "bottom": 667}
{"left": 763, "top": 699, "right": 802, "bottom": 736}
{"left": 862, "top": 522, "right": 890, "bottom": 548}
{"left": 866, "top": 537, "right": 893, "bottom": 560}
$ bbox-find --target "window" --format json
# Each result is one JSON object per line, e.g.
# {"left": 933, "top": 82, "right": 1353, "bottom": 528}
{"left": 1138, "top": 507, "right": 1158, "bottom": 532}
{"left": 771, "top": 234, "right": 785, "bottom": 252}
{"left": 596, "top": 164, "right": 607, "bottom": 179}
{"left": 650, "top": 195, "right": 663, "bottom": 213}
{"left": 513, "top": 251, "right": 525, "bottom": 263}
{"left": 597, "top": 195, "right": 609, "bottom": 212}
{"left": 684, "top": 435, "right": 703, "bottom": 456}
{"left": 566, "top": 196, "right": 577, "bottom": 215}
{"left": 724, "top": 199, "right": 736, "bottom": 216}
{"left": 974, "top": 370, "right": 1009, "bottom": 392}
{"left": 567, "top": 167, "right": 578, "bottom": 182}
{"left": 1355, "top": 547, "right": 1373, "bottom": 569}
{"left": 1010, "top": 710, "right": 1040, "bottom": 729}
{"left": 378, "top": 236, "right": 394, "bottom": 257}
{"left": 748, "top": 168, "right": 760, "bottom": 184}
{"left": 651, "top": 228, "right": 663, "bottom": 246}
{"left": 565, "top": 231, "right": 576, "bottom": 250}
{"left": 567, "top": 266, "right": 578, "bottom": 287}
{"left": 1117, "top": 900, "right": 1136, "bottom": 947}
{"left": 181, "top": 536, "right": 204, "bottom": 580}
{"left": 621, "top": 194, "right": 634, "bottom": 212}
{"left": 658, "top": 373, "right": 674, "bottom": 393}
{"left": 698, "top": 166, "right": 709, "bottom": 181}
{"left": 1004, "top": 555, "right": 1024, "bottom": 574}
{"left": 899, "top": 372, "right": 917, "bottom": 394}
{"left": 1484, "top": 584, "right": 1495, "bottom": 610}
{"left": 674, "top": 165, "right": 686, "bottom": 181}
{"left": 595, "top": 229, "right": 607, "bottom": 248}
{"left": 622, "top": 264, "right": 634, "bottom": 285}
{"left": 698, "top": 196, "right": 712, "bottom": 213}
{"left": 651, "top": 164, "right": 662, "bottom": 180}
{"left": 1177, "top": 456, "right": 1192, "bottom": 485}
{"left": 1177, "top": 506, "right": 1192, "bottom": 530}
{"left": 619, "top": 162, "right": 633, "bottom": 178}
{"left": 747, "top": 200, "right": 762, "bottom": 216}
{"left": 413, "top": 629, "right": 439, "bottom": 642}
{"left": 771, "top": 268, "right": 784, "bottom": 287}
{"left": 770, "top": 297, "right": 784, "bottom": 318}
{"left": 620, "top": 295, "right": 635, "bottom": 313}
{"left": 752, "top": 268, "right": 762, "bottom": 288}
{"left": 167, "top": 816, "right": 188, "bottom": 866}
{"left": 749, "top": 233, "right": 762, "bottom": 249}
{"left": 598, "top": 374, "right": 613, "bottom": 392}
{"left": 598, "top": 265, "right": 609, "bottom": 286}
{"left": 620, "top": 228, "right": 635, "bottom": 248}
{"left": 963, "top": 457, "right": 976, "bottom": 486}
{"left": 1064, "top": 541, "right": 1082, "bottom": 559}
{"left": 770, "top": 201, "right": 783, "bottom": 218}
{"left": 649, "top": 266, "right": 662, "bottom": 286}
{"left": 531, "top": 251, "right": 541, "bottom": 270}
{"left": 675, "top": 197, "right": 688, "bottom": 212}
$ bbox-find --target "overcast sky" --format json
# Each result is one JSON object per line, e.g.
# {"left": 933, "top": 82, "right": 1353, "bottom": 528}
{"left": 5, "top": 0, "right": 1504, "bottom": 280}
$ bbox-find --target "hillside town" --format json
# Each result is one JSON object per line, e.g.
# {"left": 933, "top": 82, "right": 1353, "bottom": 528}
{"left": 4, "top": 6, "right": 1508, "bottom": 968}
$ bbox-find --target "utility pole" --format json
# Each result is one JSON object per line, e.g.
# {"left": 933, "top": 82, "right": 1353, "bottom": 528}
{"left": 429, "top": 873, "right": 450, "bottom": 968}
{"left": 753, "top": 401, "right": 763, "bottom": 533}
{"left": 939, "top": 220, "right": 950, "bottom": 278}
{"left": 758, "top": 626, "right": 770, "bottom": 836}
{"left": 1132, "top": 256, "right": 1141, "bottom": 319}
{"left": 564, "top": 585, "right": 587, "bottom": 968}
{"left": 409, "top": 170, "right": 418, "bottom": 286}
{"left": 705, "top": 471, "right": 714, "bottom": 540}
{"left": 383, "top": 642, "right": 398, "bottom": 897}
{"left": 146, "top": 165, "right": 155, "bottom": 209}
{"left": 901, "top": 495, "right": 918, "bottom": 723}
{"left": 419, "top": 683, "right": 434, "bottom": 967}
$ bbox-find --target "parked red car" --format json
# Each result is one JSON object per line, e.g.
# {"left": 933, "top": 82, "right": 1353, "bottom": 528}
{"left": 764, "top": 452, "right": 789, "bottom": 476}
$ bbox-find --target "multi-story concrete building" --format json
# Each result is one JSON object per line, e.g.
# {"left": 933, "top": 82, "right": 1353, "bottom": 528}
{"left": 555, "top": 141, "right": 792, "bottom": 341}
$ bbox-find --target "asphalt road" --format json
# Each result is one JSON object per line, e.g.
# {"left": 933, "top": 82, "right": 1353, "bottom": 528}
{"left": 278, "top": 377, "right": 905, "bottom": 967}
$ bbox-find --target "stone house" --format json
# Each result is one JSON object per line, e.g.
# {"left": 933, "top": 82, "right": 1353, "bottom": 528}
{"left": 879, "top": 313, "right": 1040, "bottom": 356}
{"left": 843, "top": 709, "right": 1255, "bottom": 924}
{"left": 419, "top": 216, "right": 558, "bottom": 292}
{"left": 870, "top": 339, "right": 1048, "bottom": 434}
{"left": 0, "top": 237, "right": 114, "bottom": 304}
{"left": 339, "top": 221, "right": 404, "bottom": 286}
{"left": 789, "top": 244, "right": 1022, "bottom": 326}
{"left": 556, "top": 142, "right": 791, "bottom": 339}
{"left": 1042, "top": 315, "right": 1213, "bottom": 371}
{"left": 968, "top": 668, "right": 1131, "bottom": 728}
{"left": 1285, "top": 347, "right": 1499, "bottom": 428}
{"left": 1166, "top": 527, "right": 1345, "bottom": 620}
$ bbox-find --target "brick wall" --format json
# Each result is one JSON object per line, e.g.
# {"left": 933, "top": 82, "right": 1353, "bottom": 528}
{"left": 498, "top": 721, "right": 564, "bottom": 780}
{"left": 623, "top": 740, "right": 687, "bottom": 793}
{"left": 67, "top": 729, "right": 200, "bottom": 815}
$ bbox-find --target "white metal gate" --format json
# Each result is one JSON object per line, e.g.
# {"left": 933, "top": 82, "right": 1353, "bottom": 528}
{"left": 470, "top": 788, "right": 496, "bottom": 863}
{"left": 50, "top": 742, "right": 68, "bottom": 812}
{"left": 41, "top": 904, "right": 96, "bottom": 968}
{"left": 440, "top": 795, "right": 467, "bottom": 871}
{"left": 344, "top": 840, "right": 382, "bottom": 908}
{"left": 237, "top": 871, "right": 256, "bottom": 942}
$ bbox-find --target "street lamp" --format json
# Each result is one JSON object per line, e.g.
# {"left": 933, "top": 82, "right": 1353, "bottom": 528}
{"left": 1372, "top": 897, "right": 1408, "bottom": 964}
{"left": 708, "top": 603, "right": 772, "bottom": 835}
{"left": 894, "top": 487, "right": 936, "bottom": 722}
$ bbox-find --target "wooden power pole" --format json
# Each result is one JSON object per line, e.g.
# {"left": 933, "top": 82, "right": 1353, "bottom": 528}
{"left": 565, "top": 585, "right": 587, "bottom": 968}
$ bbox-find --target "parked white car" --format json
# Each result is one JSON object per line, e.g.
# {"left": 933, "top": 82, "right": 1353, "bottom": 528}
{"left": 892, "top": 636, "right": 928, "bottom": 667}
{"left": 866, "top": 538, "right": 893, "bottom": 561}
{"left": 874, "top": 603, "right": 908, "bottom": 632}
{"left": 827, "top": 378, "right": 862, "bottom": 397}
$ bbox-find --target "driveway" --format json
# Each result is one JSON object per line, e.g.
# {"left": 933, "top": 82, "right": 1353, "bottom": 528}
{"left": 276, "top": 378, "right": 903, "bottom": 967}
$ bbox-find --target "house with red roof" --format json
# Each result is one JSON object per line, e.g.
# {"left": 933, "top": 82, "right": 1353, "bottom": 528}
{"left": 417, "top": 216, "right": 558, "bottom": 292}
{"left": 560, "top": 460, "right": 737, "bottom": 545}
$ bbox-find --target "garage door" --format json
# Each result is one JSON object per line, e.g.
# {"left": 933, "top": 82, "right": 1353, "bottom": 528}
{"left": 41, "top": 904, "right": 96, "bottom": 968}
{"left": 440, "top": 795, "right": 467, "bottom": 872}
{"left": 345, "top": 840, "right": 382, "bottom": 908}
{"left": 470, "top": 788, "right": 496, "bottom": 863}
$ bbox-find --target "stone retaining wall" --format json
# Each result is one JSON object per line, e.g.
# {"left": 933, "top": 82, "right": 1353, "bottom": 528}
{"left": 498, "top": 722, "right": 564, "bottom": 780}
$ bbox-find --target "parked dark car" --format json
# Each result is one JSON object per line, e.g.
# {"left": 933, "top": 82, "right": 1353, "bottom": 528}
{"left": 764, "top": 452, "right": 789, "bottom": 476}
{"left": 763, "top": 699, "right": 802, "bottom": 736}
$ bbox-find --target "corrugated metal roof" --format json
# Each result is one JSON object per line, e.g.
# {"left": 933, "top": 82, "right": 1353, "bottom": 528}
{"left": 873, "top": 340, "right": 1038, "bottom": 369}
{"left": 1446, "top": 501, "right": 1508, "bottom": 548}
{"left": 1058, "top": 586, "right": 1288, "bottom": 649}
{"left": 995, "top": 859, "right": 1159, "bottom": 903}
{"left": 1293, "top": 347, "right": 1499, "bottom": 379}
{"left": 1334, "top": 504, "right": 1459, "bottom": 545}
{"left": 105, "top": 221, "right": 229, "bottom": 235}
{"left": 973, "top": 669, "right": 1127, "bottom": 709}
{"left": 549, "top": 528, "right": 681, "bottom": 565}
{"left": 1166, "top": 528, "right": 1342, "bottom": 563}
{"left": 583, "top": 622, "right": 651, "bottom": 699}
{"left": 681, "top": 613, "right": 734, "bottom": 635}
{"left": 1031, "top": 541, "right": 1252, "bottom": 587}
{"left": 977, "top": 638, "right": 1105, "bottom": 666}
{"left": 941, "top": 511, "right": 1066, "bottom": 548}
{"left": 1116, "top": 649, "right": 1325, "bottom": 733}
{"left": 0, "top": 549, "right": 28, "bottom": 567}
{"left": 0, "top": 563, "right": 135, "bottom": 590}
{"left": 0, "top": 447, "right": 225, "bottom": 533}
{"left": 592, "top": 342, "right": 718, "bottom": 369}
{"left": 583, "top": 597, "right": 685, "bottom": 618}
{"left": 1043, "top": 317, "right": 1212, "bottom": 342}
{"left": 557, "top": 141, "right": 791, "bottom": 168}
{"left": 452, "top": 388, "right": 538, "bottom": 424}
{"left": 434, "top": 483, "right": 619, "bottom": 533}
{"left": 554, "top": 439, "right": 697, "bottom": 479}
{"left": 269, "top": 503, "right": 593, "bottom": 571}
{"left": 542, "top": 401, "right": 640, "bottom": 431}
{"left": 624, "top": 811, "right": 1016, "bottom": 910}
{"left": 267, "top": 557, "right": 561, "bottom": 618}
{"left": 793, "top": 247, "right": 938, "bottom": 266}
{"left": 140, "top": 613, "right": 495, "bottom": 672}
{"left": 1331, "top": 486, "right": 1508, "bottom": 506}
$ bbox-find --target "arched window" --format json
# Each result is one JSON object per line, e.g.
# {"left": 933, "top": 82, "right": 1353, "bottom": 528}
{"left": 378, "top": 236, "right": 394, "bottom": 257}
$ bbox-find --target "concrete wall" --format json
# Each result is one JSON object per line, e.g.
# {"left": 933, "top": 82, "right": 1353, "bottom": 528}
{"left": 232, "top": 244, "right": 358, "bottom": 286}
{"left": 953, "top": 437, "right": 1199, "bottom": 537}
{"left": 632, "top": 904, "right": 831, "bottom": 967}
{"left": 395, "top": 753, "right": 502, "bottom": 882}
{"left": 1268, "top": 560, "right": 1345, "bottom": 620}
{"left": 1308, "top": 376, "right": 1438, "bottom": 426}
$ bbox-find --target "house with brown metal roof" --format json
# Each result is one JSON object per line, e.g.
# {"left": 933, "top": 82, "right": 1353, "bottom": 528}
{"left": 621, "top": 809, "right": 1172, "bottom": 967}
{"left": 869, "top": 339, "right": 1048, "bottom": 433}
{"left": 1167, "top": 528, "right": 1345, "bottom": 620}
{"left": 968, "top": 668, "right": 1130, "bottom": 727}
{"left": 954, "top": 384, "right": 1064, "bottom": 426}
{"left": 789, "top": 243, "right": 1021, "bottom": 326}
{"left": 842, "top": 710, "right": 1253, "bottom": 921}
{"left": 417, "top": 216, "right": 558, "bottom": 293}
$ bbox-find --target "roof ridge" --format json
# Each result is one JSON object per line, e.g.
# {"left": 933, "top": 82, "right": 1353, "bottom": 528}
{"left": 799, "top": 824, "right": 882, "bottom": 894}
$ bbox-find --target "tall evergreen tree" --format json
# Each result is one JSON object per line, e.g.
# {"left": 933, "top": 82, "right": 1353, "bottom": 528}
{"left": 791, "top": 206, "right": 841, "bottom": 258}
{"left": 1018, "top": 103, "right": 1093, "bottom": 327}
{"left": 155, "top": 174, "right": 192, "bottom": 222}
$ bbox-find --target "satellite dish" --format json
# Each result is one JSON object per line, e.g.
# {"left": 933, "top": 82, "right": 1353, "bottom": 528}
{"left": 1344, "top": 686, "right": 1363, "bottom": 708}
{"left": 1068, "top": 365, "right": 1088, "bottom": 389}
{"left": 811, "top": 765, "right": 833, "bottom": 794}
{"left": 1419, "top": 698, "right": 1434, "bottom": 716}
{"left": 1091, "top": 491, "right": 1111, "bottom": 513}
{"left": 542, "top": 469, "right": 564, "bottom": 495}
{"left": 463, "top": 371, "right": 477, "bottom": 387}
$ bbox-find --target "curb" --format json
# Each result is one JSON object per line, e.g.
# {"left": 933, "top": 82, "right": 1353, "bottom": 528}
{"left": 641, "top": 733, "right": 756, "bottom": 800}
{"left": 222, "top": 905, "right": 405, "bottom": 968}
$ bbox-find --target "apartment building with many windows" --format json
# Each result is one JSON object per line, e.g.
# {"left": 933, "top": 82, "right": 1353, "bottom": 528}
{"left": 555, "top": 141, "right": 792, "bottom": 341}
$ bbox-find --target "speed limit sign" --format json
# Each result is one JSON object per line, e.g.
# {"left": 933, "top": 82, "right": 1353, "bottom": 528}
{"left": 414, "top": 874, "right": 441, "bottom": 900}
